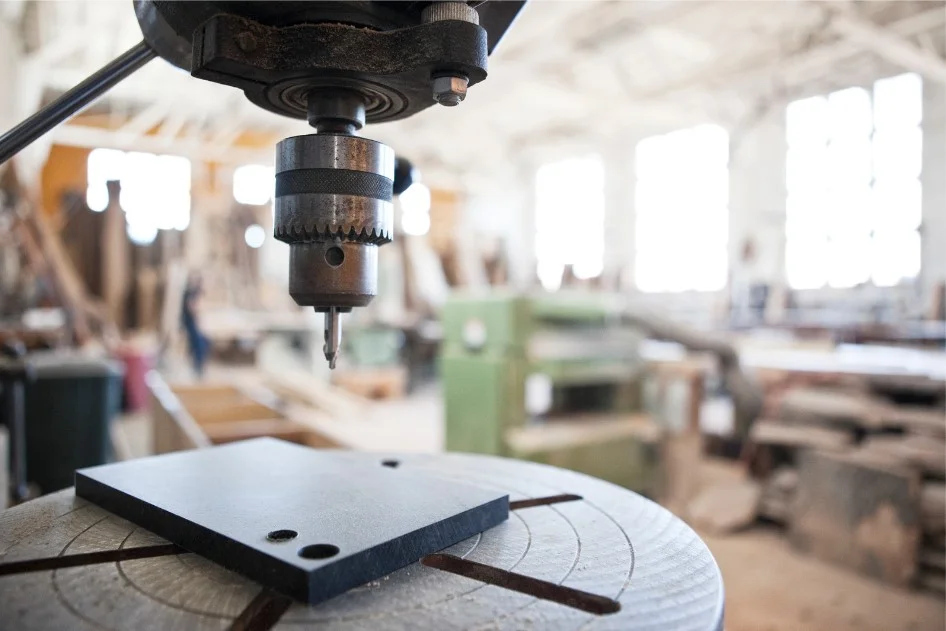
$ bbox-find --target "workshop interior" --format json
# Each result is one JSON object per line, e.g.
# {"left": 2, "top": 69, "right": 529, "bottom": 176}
{"left": 0, "top": 0, "right": 944, "bottom": 629}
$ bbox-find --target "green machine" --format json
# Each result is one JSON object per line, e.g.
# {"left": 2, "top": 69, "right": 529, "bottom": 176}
{"left": 442, "top": 291, "right": 661, "bottom": 495}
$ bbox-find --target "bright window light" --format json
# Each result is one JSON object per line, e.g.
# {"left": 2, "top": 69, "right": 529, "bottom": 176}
{"left": 401, "top": 182, "right": 431, "bottom": 236}
{"left": 126, "top": 217, "right": 158, "bottom": 246}
{"left": 86, "top": 148, "right": 191, "bottom": 239}
{"left": 785, "top": 72, "right": 923, "bottom": 289}
{"left": 233, "top": 164, "right": 275, "bottom": 205}
{"left": 85, "top": 148, "right": 124, "bottom": 211}
{"left": 634, "top": 124, "right": 729, "bottom": 292}
{"left": 244, "top": 224, "right": 266, "bottom": 248}
{"left": 535, "top": 155, "right": 605, "bottom": 291}
{"left": 85, "top": 184, "right": 109, "bottom": 212}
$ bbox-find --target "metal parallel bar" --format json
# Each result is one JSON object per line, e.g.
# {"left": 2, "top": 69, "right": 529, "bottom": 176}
{"left": 0, "top": 41, "right": 156, "bottom": 165}
{"left": 0, "top": 544, "right": 184, "bottom": 576}
{"left": 422, "top": 554, "right": 621, "bottom": 615}
{"left": 509, "top": 494, "right": 583, "bottom": 510}
{"left": 228, "top": 589, "right": 293, "bottom": 631}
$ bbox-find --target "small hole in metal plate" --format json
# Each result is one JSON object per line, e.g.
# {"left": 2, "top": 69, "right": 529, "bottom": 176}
{"left": 267, "top": 529, "right": 298, "bottom": 543}
{"left": 381, "top": 459, "right": 400, "bottom": 468}
{"left": 299, "top": 544, "right": 340, "bottom": 560}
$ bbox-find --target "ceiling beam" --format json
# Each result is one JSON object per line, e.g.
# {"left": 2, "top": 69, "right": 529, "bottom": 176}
{"left": 638, "top": 4, "right": 946, "bottom": 100}
{"left": 120, "top": 102, "right": 169, "bottom": 136}
{"left": 158, "top": 110, "right": 189, "bottom": 141}
{"left": 828, "top": 8, "right": 946, "bottom": 84}
{"left": 53, "top": 123, "right": 271, "bottom": 164}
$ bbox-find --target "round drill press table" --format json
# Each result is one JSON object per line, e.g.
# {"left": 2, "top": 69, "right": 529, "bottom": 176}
{"left": 0, "top": 452, "right": 724, "bottom": 630}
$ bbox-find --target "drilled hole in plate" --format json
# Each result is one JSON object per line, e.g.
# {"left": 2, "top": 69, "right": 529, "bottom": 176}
{"left": 299, "top": 544, "right": 340, "bottom": 560}
{"left": 381, "top": 459, "right": 400, "bottom": 468}
{"left": 266, "top": 529, "right": 298, "bottom": 543}
{"left": 325, "top": 246, "right": 345, "bottom": 267}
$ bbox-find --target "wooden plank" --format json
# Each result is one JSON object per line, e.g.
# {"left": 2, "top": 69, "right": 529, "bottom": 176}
{"left": 779, "top": 388, "right": 883, "bottom": 429}
{"left": 687, "top": 479, "right": 761, "bottom": 534}
{"left": 920, "top": 548, "right": 946, "bottom": 571}
{"left": 171, "top": 384, "right": 245, "bottom": 399}
{"left": 158, "top": 261, "right": 188, "bottom": 357}
{"left": 506, "top": 413, "right": 661, "bottom": 453}
{"left": 148, "top": 373, "right": 212, "bottom": 454}
{"left": 880, "top": 405, "right": 946, "bottom": 439}
{"left": 188, "top": 402, "right": 284, "bottom": 425}
{"left": 758, "top": 495, "right": 791, "bottom": 522}
{"left": 660, "top": 431, "right": 702, "bottom": 516}
{"left": 769, "top": 466, "right": 799, "bottom": 493}
{"left": 100, "top": 183, "right": 129, "bottom": 329}
{"left": 750, "top": 418, "right": 854, "bottom": 450}
{"left": 16, "top": 205, "right": 95, "bottom": 344}
{"left": 918, "top": 568, "right": 946, "bottom": 594}
{"left": 332, "top": 366, "right": 408, "bottom": 400}
{"left": 921, "top": 482, "right": 945, "bottom": 537}
{"left": 790, "top": 449, "right": 921, "bottom": 586}
{"left": 779, "top": 387, "right": 946, "bottom": 438}
{"left": 862, "top": 435, "right": 946, "bottom": 477}
{"left": 200, "top": 420, "right": 341, "bottom": 448}
{"left": 263, "top": 371, "right": 366, "bottom": 420}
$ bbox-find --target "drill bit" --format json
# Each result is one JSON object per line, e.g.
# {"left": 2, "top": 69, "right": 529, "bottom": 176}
{"left": 322, "top": 307, "right": 342, "bottom": 369}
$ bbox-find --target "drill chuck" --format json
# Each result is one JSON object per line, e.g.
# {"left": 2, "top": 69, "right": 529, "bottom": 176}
{"left": 274, "top": 133, "right": 395, "bottom": 310}
{"left": 274, "top": 131, "right": 394, "bottom": 368}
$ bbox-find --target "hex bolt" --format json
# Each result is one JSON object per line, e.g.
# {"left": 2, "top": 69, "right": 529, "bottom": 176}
{"left": 432, "top": 75, "right": 468, "bottom": 107}
{"left": 423, "top": 2, "right": 478, "bottom": 108}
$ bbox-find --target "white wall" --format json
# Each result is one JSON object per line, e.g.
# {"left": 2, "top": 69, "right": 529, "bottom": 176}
{"left": 921, "top": 82, "right": 946, "bottom": 294}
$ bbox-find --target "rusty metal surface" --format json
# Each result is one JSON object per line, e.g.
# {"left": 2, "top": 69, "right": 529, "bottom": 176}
{"left": 0, "top": 450, "right": 724, "bottom": 630}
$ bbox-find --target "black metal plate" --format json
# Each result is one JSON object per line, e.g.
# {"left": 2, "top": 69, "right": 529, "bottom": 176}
{"left": 74, "top": 438, "right": 508, "bottom": 605}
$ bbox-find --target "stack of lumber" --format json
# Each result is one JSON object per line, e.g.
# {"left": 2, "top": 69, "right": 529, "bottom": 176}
{"left": 757, "top": 466, "right": 798, "bottom": 523}
{"left": 747, "top": 376, "right": 945, "bottom": 592}
{"left": 790, "top": 449, "right": 922, "bottom": 587}
{"left": 918, "top": 482, "right": 946, "bottom": 593}
{"left": 149, "top": 373, "right": 345, "bottom": 454}
{"left": 332, "top": 366, "right": 408, "bottom": 400}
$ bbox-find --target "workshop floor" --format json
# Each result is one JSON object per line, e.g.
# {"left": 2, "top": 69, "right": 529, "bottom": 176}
{"left": 707, "top": 528, "right": 943, "bottom": 631}
{"left": 114, "top": 369, "right": 945, "bottom": 630}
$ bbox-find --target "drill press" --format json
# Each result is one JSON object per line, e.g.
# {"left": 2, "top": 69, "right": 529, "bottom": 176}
{"left": 0, "top": 0, "right": 524, "bottom": 367}
{"left": 0, "top": 5, "right": 728, "bottom": 626}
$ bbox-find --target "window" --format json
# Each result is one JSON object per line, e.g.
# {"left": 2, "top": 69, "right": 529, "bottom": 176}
{"left": 634, "top": 124, "right": 729, "bottom": 292}
{"left": 535, "top": 155, "right": 605, "bottom": 291}
{"left": 233, "top": 164, "right": 275, "bottom": 205}
{"left": 400, "top": 182, "right": 431, "bottom": 236}
{"left": 244, "top": 224, "right": 266, "bottom": 248}
{"left": 785, "top": 73, "right": 922, "bottom": 289}
{"left": 86, "top": 149, "right": 192, "bottom": 245}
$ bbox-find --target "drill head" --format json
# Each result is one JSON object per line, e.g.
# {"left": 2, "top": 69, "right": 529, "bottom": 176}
{"left": 273, "top": 132, "right": 394, "bottom": 368}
